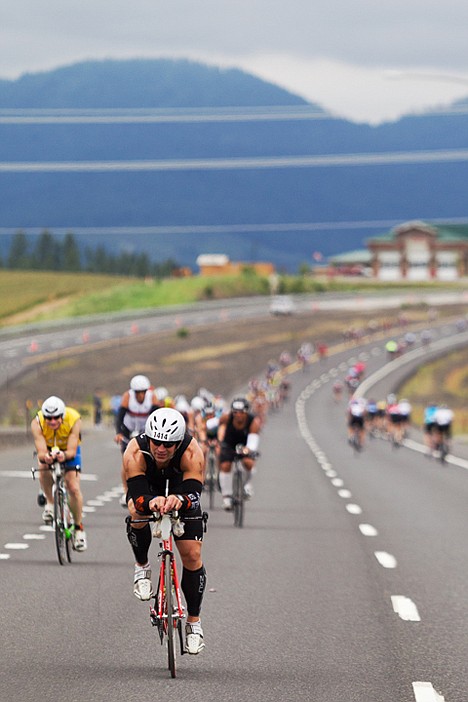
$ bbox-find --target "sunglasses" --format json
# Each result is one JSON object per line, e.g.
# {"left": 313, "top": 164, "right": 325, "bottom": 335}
{"left": 45, "top": 415, "right": 63, "bottom": 420}
{"left": 149, "top": 438, "right": 178, "bottom": 448}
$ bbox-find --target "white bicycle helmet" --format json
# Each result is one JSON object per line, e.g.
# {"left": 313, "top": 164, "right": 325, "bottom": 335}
{"left": 231, "top": 396, "right": 250, "bottom": 412}
{"left": 191, "top": 396, "right": 205, "bottom": 411}
{"left": 155, "top": 386, "right": 169, "bottom": 401}
{"left": 145, "top": 408, "right": 186, "bottom": 442}
{"left": 41, "top": 395, "right": 66, "bottom": 418}
{"left": 175, "top": 395, "right": 191, "bottom": 415}
{"left": 130, "top": 374, "right": 151, "bottom": 392}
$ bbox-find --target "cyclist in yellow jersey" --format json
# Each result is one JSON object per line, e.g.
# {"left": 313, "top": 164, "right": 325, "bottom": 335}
{"left": 30, "top": 395, "right": 87, "bottom": 552}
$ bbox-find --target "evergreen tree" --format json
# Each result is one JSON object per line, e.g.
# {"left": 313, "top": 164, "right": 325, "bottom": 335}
{"left": 62, "top": 232, "right": 81, "bottom": 271}
{"left": 7, "top": 231, "right": 31, "bottom": 269}
{"left": 34, "top": 231, "right": 58, "bottom": 270}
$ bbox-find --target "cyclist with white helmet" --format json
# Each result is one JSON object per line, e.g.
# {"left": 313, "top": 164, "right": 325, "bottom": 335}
{"left": 347, "top": 396, "right": 367, "bottom": 449}
{"left": 154, "top": 386, "right": 174, "bottom": 408}
{"left": 217, "top": 397, "right": 261, "bottom": 510}
{"left": 433, "top": 403, "right": 454, "bottom": 449}
{"left": 30, "top": 395, "right": 87, "bottom": 552}
{"left": 190, "top": 395, "right": 206, "bottom": 441}
{"left": 123, "top": 407, "right": 207, "bottom": 655}
{"left": 115, "top": 375, "right": 158, "bottom": 505}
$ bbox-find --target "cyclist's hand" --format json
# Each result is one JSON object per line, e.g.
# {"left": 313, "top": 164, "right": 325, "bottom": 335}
{"left": 49, "top": 448, "right": 65, "bottom": 463}
{"left": 162, "top": 495, "right": 183, "bottom": 514}
{"left": 149, "top": 496, "right": 166, "bottom": 513}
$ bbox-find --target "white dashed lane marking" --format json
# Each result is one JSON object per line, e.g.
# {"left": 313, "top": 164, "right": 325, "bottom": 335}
{"left": 1, "top": 485, "right": 123, "bottom": 561}
{"left": 359, "top": 523, "right": 378, "bottom": 536}
{"left": 374, "top": 551, "right": 397, "bottom": 568}
{"left": 391, "top": 596, "right": 421, "bottom": 622}
{"left": 412, "top": 682, "right": 446, "bottom": 702}
{"left": 345, "top": 503, "right": 363, "bottom": 514}
{"left": 4, "top": 543, "right": 29, "bottom": 550}
{"left": 296, "top": 354, "right": 449, "bottom": 702}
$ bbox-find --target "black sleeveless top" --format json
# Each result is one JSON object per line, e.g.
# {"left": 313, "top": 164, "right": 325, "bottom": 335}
{"left": 135, "top": 432, "right": 192, "bottom": 495}
{"left": 223, "top": 413, "right": 254, "bottom": 448}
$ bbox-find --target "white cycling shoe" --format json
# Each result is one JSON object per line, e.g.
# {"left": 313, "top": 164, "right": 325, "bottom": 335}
{"left": 243, "top": 482, "right": 254, "bottom": 499}
{"left": 42, "top": 505, "right": 54, "bottom": 524}
{"left": 222, "top": 496, "right": 233, "bottom": 511}
{"left": 133, "top": 564, "right": 154, "bottom": 601}
{"left": 185, "top": 621, "right": 205, "bottom": 654}
{"left": 73, "top": 529, "right": 88, "bottom": 552}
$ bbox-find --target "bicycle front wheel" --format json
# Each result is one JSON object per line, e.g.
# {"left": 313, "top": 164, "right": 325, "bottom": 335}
{"left": 233, "top": 465, "right": 244, "bottom": 528}
{"left": 165, "top": 554, "right": 177, "bottom": 678}
{"left": 64, "top": 501, "right": 73, "bottom": 563}
{"left": 54, "top": 484, "right": 68, "bottom": 566}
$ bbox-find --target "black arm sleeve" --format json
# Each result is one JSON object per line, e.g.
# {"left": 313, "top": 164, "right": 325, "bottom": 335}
{"left": 115, "top": 406, "right": 130, "bottom": 437}
{"left": 177, "top": 478, "right": 203, "bottom": 511}
{"left": 127, "top": 474, "right": 156, "bottom": 514}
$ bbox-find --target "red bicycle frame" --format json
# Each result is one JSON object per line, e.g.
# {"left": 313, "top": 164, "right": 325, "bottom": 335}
{"left": 152, "top": 528, "right": 185, "bottom": 629}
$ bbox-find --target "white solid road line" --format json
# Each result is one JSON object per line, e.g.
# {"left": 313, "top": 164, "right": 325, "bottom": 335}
{"left": 391, "top": 595, "right": 421, "bottom": 621}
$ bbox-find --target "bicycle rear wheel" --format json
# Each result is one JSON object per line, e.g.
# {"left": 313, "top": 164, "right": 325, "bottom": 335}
{"left": 233, "top": 464, "right": 244, "bottom": 528}
{"left": 439, "top": 440, "right": 448, "bottom": 464}
{"left": 207, "top": 452, "right": 216, "bottom": 510}
{"left": 54, "top": 483, "right": 68, "bottom": 566}
{"left": 165, "top": 554, "right": 177, "bottom": 678}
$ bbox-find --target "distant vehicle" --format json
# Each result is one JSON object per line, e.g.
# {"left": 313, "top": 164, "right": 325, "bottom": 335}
{"left": 269, "top": 295, "right": 295, "bottom": 316}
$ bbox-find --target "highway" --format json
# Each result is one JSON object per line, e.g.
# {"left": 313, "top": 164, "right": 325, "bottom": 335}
{"left": 0, "top": 314, "right": 466, "bottom": 701}
{"left": 1, "top": 289, "right": 467, "bottom": 390}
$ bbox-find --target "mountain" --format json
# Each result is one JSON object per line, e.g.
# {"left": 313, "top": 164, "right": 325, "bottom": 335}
{"left": 0, "top": 58, "right": 467, "bottom": 271}
{"left": 0, "top": 59, "right": 310, "bottom": 109}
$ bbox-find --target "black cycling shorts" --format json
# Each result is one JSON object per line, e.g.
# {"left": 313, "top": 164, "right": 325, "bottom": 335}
{"left": 436, "top": 424, "right": 452, "bottom": 438}
{"left": 175, "top": 507, "right": 204, "bottom": 542}
{"left": 349, "top": 416, "right": 364, "bottom": 428}
{"left": 219, "top": 442, "right": 238, "bottom": 464}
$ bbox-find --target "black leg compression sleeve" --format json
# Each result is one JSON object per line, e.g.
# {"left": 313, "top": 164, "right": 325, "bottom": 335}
{"left": 181, "top": 565, "right": 207, "bottom": 617}
{"left": 127, "top": 523, "right": 152, "bottom": 565}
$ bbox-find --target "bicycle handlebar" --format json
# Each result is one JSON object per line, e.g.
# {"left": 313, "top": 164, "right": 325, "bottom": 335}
{"left": 234, "top": 444, "right": 260, "bottom": 459}
{"left": 126, "top": 510, "right": 208, "bottom": 534}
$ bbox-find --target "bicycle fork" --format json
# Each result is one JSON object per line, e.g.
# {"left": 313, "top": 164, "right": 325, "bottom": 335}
{"left": 150, "top": 547, "right": 186, "bottom": 651}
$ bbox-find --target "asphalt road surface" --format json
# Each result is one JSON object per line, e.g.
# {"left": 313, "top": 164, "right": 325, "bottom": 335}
{"left": 0, "top": 320, "right": 467, "bottom": 702}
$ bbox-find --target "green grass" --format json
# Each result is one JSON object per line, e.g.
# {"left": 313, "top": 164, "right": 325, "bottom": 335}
{"left": 0, "top": 268, "right": 466, "bottom": 328}
{"left": 398, "top": 348, "right": 468, "bottom": 437}
{"left": 0, "top": 270, "right": 139, "bottom": 323}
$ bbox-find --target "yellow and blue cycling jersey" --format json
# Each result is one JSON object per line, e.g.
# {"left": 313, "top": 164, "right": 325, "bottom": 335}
{"left": 36, "top": 407, "right": 81, "bottom": 468}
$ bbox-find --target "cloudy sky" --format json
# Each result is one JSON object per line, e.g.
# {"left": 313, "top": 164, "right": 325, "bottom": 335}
{"left": 2, "top": 1, "right": 468, "bottom": 124}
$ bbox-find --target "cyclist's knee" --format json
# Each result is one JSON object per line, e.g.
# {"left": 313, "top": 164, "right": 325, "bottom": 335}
{"left": 177, "top": 541, "right": 202, "bottom": 568}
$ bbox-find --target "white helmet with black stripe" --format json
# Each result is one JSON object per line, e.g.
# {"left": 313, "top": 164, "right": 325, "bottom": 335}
{"left": 41, "top": 395, "right": 65, "bottom": 418}
{"left": 145, "top": 408, "right": 186, "bottom": 442}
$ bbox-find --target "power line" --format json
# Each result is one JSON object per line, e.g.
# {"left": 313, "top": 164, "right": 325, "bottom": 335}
{"left": 1, "top": 217, "right": 467, "bottom": 237}
{"left": 2, "top": 148, "right": 468, "bottom": 172}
